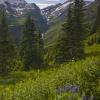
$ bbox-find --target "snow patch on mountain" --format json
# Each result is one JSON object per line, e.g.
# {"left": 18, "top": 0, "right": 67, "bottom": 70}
{"left": 0, "top": 0, "right": 41, "bottom": 16}
{"left": 42, "top": 1, "right": 73, "bottom": 22}
{"left": 42, "top": 0, "right": 92, "bottom": 23}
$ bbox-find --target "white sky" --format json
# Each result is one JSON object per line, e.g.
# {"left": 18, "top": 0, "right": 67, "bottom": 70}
{"left": 25, "top": 0, "right": 94, "bottom": 9}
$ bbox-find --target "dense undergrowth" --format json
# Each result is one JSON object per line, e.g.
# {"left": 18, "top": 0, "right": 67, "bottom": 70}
{"left": 0, "top": 45, "right": 100, "bottom": 100}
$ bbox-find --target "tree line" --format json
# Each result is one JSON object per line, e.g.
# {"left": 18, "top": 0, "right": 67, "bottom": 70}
{"left": 0, "top": 10, "right": 44, "bottom": 74}
{"left": 0, "top": 0, "right": 99, "bottom": 74}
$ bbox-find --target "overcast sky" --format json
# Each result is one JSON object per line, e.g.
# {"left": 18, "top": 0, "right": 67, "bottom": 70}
{"left": 25, "top": 0, "right": 94, "bottom": 9}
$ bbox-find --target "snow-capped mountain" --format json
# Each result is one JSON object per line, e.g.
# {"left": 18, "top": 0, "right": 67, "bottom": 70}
{"left": 0, "top": 0, "right": 48, "bottom": 42}
{"left": 0, "top": 0, "right": 41, "bottom": 17}
{"left": 0, "top": 0, "right": 47, "bottom": 31}
{"left": 42, "top": 0, "right": 92, "bottom": 24}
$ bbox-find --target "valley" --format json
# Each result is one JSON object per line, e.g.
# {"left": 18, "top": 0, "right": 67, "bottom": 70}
{"left": 0, "top": 0, "right": 100, "bottom": 100}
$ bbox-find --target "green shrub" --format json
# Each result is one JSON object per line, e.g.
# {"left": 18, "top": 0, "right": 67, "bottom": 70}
{"left": 0, "top": 45, "right": 100, "bottom": 100}
{"left": 87, "top": 33, "right": 100, "bottom": 46}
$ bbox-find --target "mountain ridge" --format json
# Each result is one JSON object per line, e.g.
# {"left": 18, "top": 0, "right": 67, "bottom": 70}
{"left": 0, "top": 0, "right": 26, "bottom": 4}
{"left": 0, "top": 0, "right": 48, "bottom": 42}
{"left": 42, "top": 0, "right": 92, "bottom": 25}
{"left": 44, "top": 0, "right": 98, "bottom": 47}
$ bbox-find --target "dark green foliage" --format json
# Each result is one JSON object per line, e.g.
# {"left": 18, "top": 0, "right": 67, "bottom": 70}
{"left": 37, "top": 31, "right": 44, "bottom": 66}
{"left": 71, "top": 0, "right": 85, "bottom": 58}
{"left": 87, "top": 32, "right": 100, "bottom": 46}
{"left": 0, "top": 44, "right": 100, "bottom": 99}
{"left": 87, "top": 2, "right": 100, "bottom": 45}
{"left": 0, "top": 10, "right": 16, "bottom": 74}
{"left": 54, "top": 0, "right": 85, "bottom": 64}
{"left": 54, "top": 6, "right": 74, "bottom": 63}
{"left": 20, "top": 15, "right": 44, "bottom": 70}
{"left": 91, "top": 2, "right": 100, "bottom": 34}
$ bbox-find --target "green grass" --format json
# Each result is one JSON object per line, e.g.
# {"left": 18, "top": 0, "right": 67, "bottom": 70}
{"left": 0, "top": 44, "right": 100, "bottom": 100}
{"left": 44, "top": 22, "right": 63, "bottom": 48}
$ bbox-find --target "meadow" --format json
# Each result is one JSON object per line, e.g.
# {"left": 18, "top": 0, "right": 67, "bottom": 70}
{"left": 0, "top": 44, "right": 100, "bottom": 100}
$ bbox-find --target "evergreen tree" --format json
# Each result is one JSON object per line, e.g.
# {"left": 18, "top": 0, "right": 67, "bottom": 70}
{"left": 72, "top": 0, "right": 85, "bottom": 59}
{"left": 20, "top": 15, "right": 44, "bottom": 70}
{"left": 54, "top": 5, "right": 74, "bottom": 63}
{"left": 93, "top": 2, "right": 100, "bottom": 44}
{"left": 54, "top": 0, "right": 85, "bottom": 64}
{"left": 0, "top": 10, "right": 16, "bottom": 74}
{"left": 91, "top": 2, "right": 100, "bottom": 33}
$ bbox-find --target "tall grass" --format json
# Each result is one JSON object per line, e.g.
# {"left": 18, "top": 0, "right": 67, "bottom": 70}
{"left": 0, "top": 45, "right": 100, "bottom": 100}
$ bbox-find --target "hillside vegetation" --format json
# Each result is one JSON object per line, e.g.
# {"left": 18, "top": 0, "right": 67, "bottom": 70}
{"left": 44, "top": 0, "right": 99, "bottom": 47}
{"left": 44, "top": 22, "right": 63, "bottom": 47}
{"left": 0, "top": 0, "right": 100, "bottom": 100}
{"left": 0, "top": 44, "right": 100, "bottom": 100}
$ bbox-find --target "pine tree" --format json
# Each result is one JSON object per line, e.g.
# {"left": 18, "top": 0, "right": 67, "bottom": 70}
{"left": 54, "top": 5, "right": 74, "bottom": 63}
{"left": 0, "top": 10, "right": 16, "bottom": 74}
{"left": 72, "top": 0, "right": 85, "bottom": 59}
{"left": 20, "top": 15, "right": 44, "bottom": 70}
{"left": 92, "top": 2, "right": 100, "bottom": 44}
{"left": 91, "top": 2, "right": 100, "bottom": 33}
{"left": 54, "top": 0, "right": 85, "bottom": 64}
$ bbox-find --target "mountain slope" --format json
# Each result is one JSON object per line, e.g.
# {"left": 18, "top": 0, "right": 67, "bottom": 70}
{"left": 42, "top": 0, "right": 92, "bottom": 25}
{"left": 0, "top": 0, "right": 48, "bottom": 42}
{"left": 0, "top": 44, "right": 100, "bottom": 99}
{"left": 44, "top": 0, "right": 98, "bottom": 48}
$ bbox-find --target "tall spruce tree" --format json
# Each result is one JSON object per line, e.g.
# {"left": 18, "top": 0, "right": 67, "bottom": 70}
{"left": 54, "top": 0, "right": 85, "bottom": 64}
{"left": 91, "top": 2, "right": 100, "bottom": 33}
{"left": 20, "top": 15, "right": 44, "bottom": 70}
{"left": 72, "top": 0, "right": 85, "bottom": 59}
{"left": 0, "top": 10, "right": 16, "bottom": 74}
{"left": 54, "top": 5, "right": 74, "bottom": 63}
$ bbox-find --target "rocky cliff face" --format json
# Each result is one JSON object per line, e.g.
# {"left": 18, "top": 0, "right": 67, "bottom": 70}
{"left": 0, "top": 0, "right": 48, "bottom": 42}
{"left": 0, "top": 0, "right": 48, "bottom": 32}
